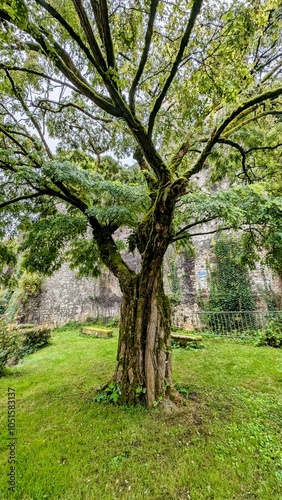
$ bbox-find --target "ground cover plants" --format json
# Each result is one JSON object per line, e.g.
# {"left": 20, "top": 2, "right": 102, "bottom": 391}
{"left": 0, "top": 323, "right": 281, "bottom": 499}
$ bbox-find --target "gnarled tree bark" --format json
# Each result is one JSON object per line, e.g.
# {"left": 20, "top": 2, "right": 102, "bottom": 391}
{"left": 114, "top": 267, "right": 173, "bottom": 407}
{"left": 97, "top": 181, "right": 187, "bottom": 407}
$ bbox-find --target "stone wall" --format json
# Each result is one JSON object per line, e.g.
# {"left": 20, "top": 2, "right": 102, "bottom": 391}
{"left": 18, "top": 168, "right": 282, "bottom": 327}
{"left": 20, "top": 263, "right": 122, "bottom": 326}
{"left": 20, "top": 238, "right": 281, "bottom": 328}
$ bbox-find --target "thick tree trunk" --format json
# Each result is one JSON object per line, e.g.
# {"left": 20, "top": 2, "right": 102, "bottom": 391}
{"left": 93, "top": 181, "right": 187, "bottom": 407}
{"left": 113, "top": 268, "right": 175, "bottom": 407}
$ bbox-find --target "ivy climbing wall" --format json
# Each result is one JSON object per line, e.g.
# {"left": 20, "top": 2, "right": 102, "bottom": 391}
{"left": 18, "top": 237, "right": 281, "bottom": 328}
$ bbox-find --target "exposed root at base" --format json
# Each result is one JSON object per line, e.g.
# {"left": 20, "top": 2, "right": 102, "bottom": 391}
{"left": 167, "top": 388, "right": 187, "bottom": 406}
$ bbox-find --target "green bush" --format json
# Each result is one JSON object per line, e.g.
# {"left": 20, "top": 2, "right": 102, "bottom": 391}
{"left": 0, "top": 322, "right": 21, "bottom": 373}
{"left": 105, "top": 317, "right": 120, "bottom": 328}
{"left": 264, "top": 315, "right": 282, "bottom": 348}
{"left": 21, "top": 324, "right": 52, "bottom": 351}
{"left": 0, "top": 322, "right": 52, "bottom": 375}
{"left": 17, "top": 273, "right": 43, "bottom": 298}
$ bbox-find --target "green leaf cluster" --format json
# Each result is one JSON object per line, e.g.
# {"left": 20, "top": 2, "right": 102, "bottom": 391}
{"left": 19, "top": 214, "right": 88, "bottom": 275}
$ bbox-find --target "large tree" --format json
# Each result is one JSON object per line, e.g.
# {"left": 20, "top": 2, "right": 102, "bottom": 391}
{"left": 0, "top": 0, "right": 282, "bottom": 406}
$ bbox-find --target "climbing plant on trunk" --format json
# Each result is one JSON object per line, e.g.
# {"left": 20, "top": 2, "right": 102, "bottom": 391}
{"left": 0, "top": 0, "right": 282, "bottom": 406}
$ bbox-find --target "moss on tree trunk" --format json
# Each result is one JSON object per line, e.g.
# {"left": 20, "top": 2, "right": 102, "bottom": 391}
{"left": 94, "top": 183, "right": 187, "bottom": 407}
{"left": 113, "top": 269, "right": 174, "bottom": 407}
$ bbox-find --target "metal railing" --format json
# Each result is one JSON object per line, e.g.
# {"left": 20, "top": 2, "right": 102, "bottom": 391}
{"left": 182, "top": 310, "right": 282, "bottom": 338}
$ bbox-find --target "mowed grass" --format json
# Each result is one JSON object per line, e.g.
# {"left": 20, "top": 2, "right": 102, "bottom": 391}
{"left": 0, "top": 326, "right": 282, "bottom": 500}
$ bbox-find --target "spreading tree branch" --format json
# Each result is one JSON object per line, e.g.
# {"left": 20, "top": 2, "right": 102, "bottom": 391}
{"left": 0, "top": 8, "right": 120, "bottom": 116}
{"left": 173, "top": 217, "right": 216, "bottom": 240}
{"left": 0, "top": 191, "right": 49, "bottom": 209}
{"left": 223, "top": 110, "right": 282, "bottom": 137}
{"left": 246, "top": 142, "right": 282, "bottom": 154}
{"left": 70, "top": 0, "right": 107, "bottom": 71}
{"left": 90, "top": 0, "right": 116, "bottom": 70}
{"left": 185, "top": 87, "right": 282, "bottom": 179}
{"left": 129, "top": 0, "right": 160, "bottom": 111}
{"left": 0, "top": 5, "right": 173, "bottom": 182}
{"left": 148, "top": 0, "right": 203, "bottom": 138}
{"left": 34, "top": 0, "right": 101, "bottom": 71}
{"left": 0, "top": 126, "right": 41, "bottom": 169}
{"left": 188, "top": 226, "right": 232, "bottom": 238}
{"left": 0, "top": 64, "right": 80, "bottom": 94}
{"left": 173, "top": 226, "right": 232, "bottom": 242}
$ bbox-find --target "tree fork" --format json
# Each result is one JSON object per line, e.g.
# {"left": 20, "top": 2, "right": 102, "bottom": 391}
{"left": 107, "top": 193, "right": 182, "bottom": 407}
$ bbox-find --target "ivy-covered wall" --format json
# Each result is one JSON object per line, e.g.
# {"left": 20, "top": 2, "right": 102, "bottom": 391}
{"left": 11, "top": 234, "right": 280, "bottom": 328}
{"left": 208, "top": 237, "right": 256, "bottom": 312}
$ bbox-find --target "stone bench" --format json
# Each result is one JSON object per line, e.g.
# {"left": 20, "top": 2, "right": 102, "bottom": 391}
{"left": 80, "top": 327, "right": 113, "bottom": 338}
{"left": 171, "top": 334, "right": 202, "bottom": 347}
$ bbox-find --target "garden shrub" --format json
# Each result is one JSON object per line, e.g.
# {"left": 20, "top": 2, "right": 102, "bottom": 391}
{"left": 0, "top": 321, "right": 22, "bottom": 372}
{"left": 264, "top": 315, "right": 282, "bottom": 348}
{"left": 17, "top": 272, "right": 43, "bottom": 298}
{"left": 20, "top": 324, "right": 52, "bottom": 351}
{"left": 0, "top": 322, "right": 52, "bottom": 375}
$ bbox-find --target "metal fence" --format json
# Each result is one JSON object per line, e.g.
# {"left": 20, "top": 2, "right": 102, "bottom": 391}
{"left": 185, "top": 310, "right": 282, "bottom": 338}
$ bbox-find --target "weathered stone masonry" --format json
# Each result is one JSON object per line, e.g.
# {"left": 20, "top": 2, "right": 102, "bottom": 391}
{"left": 20, "top": 234, "right": 281, "bottom": 327}
{"left": 19, "top": 169, "right": 282, "bottom": 327}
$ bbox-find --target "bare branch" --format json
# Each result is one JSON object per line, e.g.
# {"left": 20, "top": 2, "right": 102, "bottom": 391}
{"left": 129, "top": 0, "right": 160, "bottom": 111}
{"left": 35, "top": 99, "right": 113, "bottom": 124}
{"left": 5, "top": 70, "right": 53, "bottom": 158}
{"left": 173, "top": 217, "right": 216, "bottom": 239}
{"left": 173, "top": 224, "right": 231, "bottom": 242}
{"left": 0, "top": 191, "right": 49, "bottom": 210}
{"left": 261, "top": 59, "right": 282, "bottom": 84}
{"left": 246, "top": 142, "right": 282, "bottom": 154}
{"left": 148, "top": 0, "right": 204, "bottom": 138}
{"left": 189, "top": 226, "right": 231, "bottom": 238}
{"left": 185, "top": 86, "right": 282, "bottom": 179}
{"left": 217, "top": 138, "right": 252, "bottom": 182}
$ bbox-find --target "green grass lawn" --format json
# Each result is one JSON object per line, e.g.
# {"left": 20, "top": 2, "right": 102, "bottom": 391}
{"left": 0, "top": 325, "right": 282, "bottom": 500}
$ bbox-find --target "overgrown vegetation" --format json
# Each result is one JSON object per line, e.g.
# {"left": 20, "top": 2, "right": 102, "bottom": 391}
{"left": 0, "top": 324, "right": 281, "bottom": 499}
{"left": 171, "top": 338, "right": 204, "bottom": 351}
{"left": 0, "top": 271, "right": 43, "bottom": 324}
{"left": 0, "top": 322, "right": 52, "bottom": 375}
{"left": 168, "top": 256, "right": 182, "bottom": 305}
{"left": 256, "top": 314, "right": 282, "bottom": 348}
{"left": 206, "top": 237, "right": 256, "bottom": 331}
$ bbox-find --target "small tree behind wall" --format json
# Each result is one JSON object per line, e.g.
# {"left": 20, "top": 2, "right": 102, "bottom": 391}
{"left": 207, "top": 237, "right": 256, "bottom": 332}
